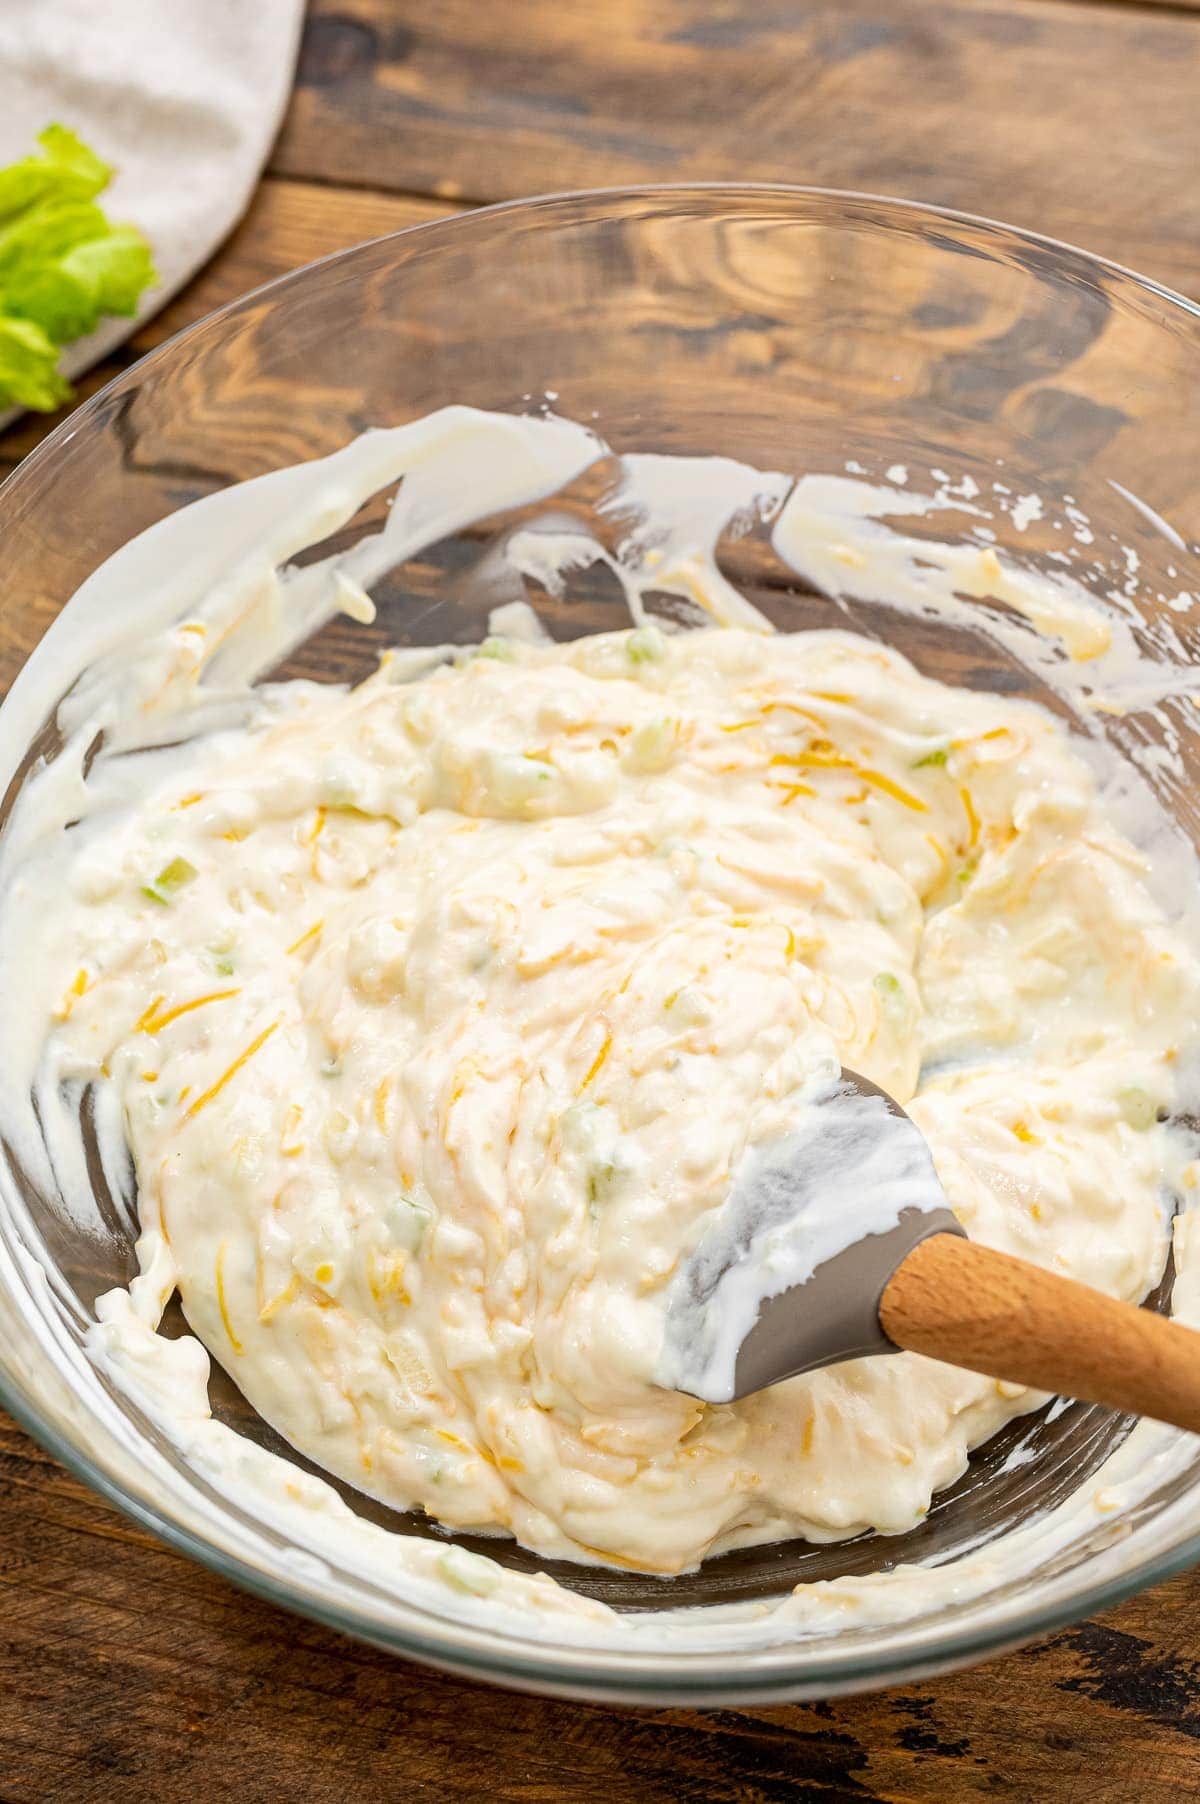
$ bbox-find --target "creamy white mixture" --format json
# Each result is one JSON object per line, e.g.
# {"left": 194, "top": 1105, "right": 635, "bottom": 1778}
{"left": 3, "top": 408, "right": 1200, "bottom": 1644}
{"left": 30, "top": 568, "right": 1200, "bottom": 1574}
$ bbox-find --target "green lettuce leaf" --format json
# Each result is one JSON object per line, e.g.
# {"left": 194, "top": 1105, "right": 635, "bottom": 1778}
{"left": 0, "top": 317, "right": 70, "bottom": 412}
{"left": 0, "top": 124, "right": 110, "bottom": 223}
{"left": 0, "top": 126, "right": 156, "bottom": 412}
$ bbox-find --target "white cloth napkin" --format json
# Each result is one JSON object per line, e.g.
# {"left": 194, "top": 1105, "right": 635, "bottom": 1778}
{"left": 0, "top": 0, "right": 304, "bottom": 380}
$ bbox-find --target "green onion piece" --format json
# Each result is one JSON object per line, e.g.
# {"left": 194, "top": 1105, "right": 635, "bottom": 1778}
{"left": 873, "top": 972, "right": 910, "bottom": 1026}
{"left": 913, "top": 747, "right": 949, "bottom": 768}
{"left": 437, "top": 1546, "right": 500, "bottom": 1596}
{"left": 626, "top": 624, "right": 666, "bottom": 665}
{"left": 389, "top": 1192, "right": 432, "bottom": 1252}
{"left": 588, "top": 1158, "right": 617, "bottom": 1205}
{"left": 141, "top": 856, "right": 197, "bottom": 906}
{"left": 1117, "top": 1086, "right": 1158, "bottom": 1131}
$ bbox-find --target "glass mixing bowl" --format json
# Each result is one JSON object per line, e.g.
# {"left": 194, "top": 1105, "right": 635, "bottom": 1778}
{"left": 1, "top": 186, "right": 1199, "bottom": 1704}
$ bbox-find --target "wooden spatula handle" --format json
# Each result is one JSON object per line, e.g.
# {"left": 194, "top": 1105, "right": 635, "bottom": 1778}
{"left": 880, "top": 1233, "right": 1200, "bottom": 1434}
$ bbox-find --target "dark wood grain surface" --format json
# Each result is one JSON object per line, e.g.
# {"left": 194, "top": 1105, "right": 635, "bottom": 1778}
{"left": 4, "top": 2, "right": 1200, "bottom": 1798}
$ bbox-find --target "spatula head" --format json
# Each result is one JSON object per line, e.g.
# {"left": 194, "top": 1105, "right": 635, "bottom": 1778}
{"left": 658, "top": 1070, "right": 964, "bottom": 1402}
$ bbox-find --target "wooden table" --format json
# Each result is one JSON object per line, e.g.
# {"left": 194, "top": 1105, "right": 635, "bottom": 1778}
{"left": 3, "top": 3, "right": 1200, "bottom": 1796}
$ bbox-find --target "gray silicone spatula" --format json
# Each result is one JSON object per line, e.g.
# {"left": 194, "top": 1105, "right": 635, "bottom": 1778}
{"left": 658, "top": 1070, "right": 1200, "bottom": 1433}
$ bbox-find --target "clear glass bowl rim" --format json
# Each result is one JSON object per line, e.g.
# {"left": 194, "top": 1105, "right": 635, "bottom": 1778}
{"left": 3, "top": 180, "right": 1200, "bottom": 1702}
